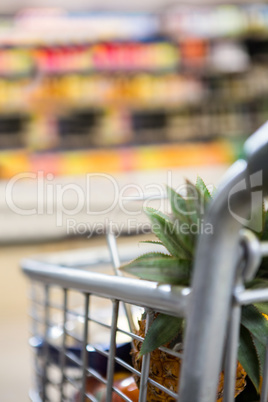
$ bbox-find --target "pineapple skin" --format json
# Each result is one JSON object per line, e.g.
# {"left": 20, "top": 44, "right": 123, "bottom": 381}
{"left": 132, "top": 319, "right": 247, "bottom": 402}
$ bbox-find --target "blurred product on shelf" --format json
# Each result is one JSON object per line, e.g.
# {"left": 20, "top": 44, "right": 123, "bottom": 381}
{"left": 1, "top": 6, "right": 268, "bottom": 178}
{"left": 0, "top": 141, "right": 234, "bottom": 179}
{"left": 26, "top": 74, "right": 203, "bottom": 108}
{"left": 0, "top": 42, "right": 179, "bottom": 76}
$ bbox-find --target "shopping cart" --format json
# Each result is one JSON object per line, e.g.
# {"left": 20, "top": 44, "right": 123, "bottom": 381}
{"left": 22, "top": 122, "right": 268, "bottom": 402}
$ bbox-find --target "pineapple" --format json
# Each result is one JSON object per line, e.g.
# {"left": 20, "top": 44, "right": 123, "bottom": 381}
{"left": 121, "top": 177, "right": 268, "bottom": 401}
{"left": 132, "top": 317, "right": 246, "bottom": 401}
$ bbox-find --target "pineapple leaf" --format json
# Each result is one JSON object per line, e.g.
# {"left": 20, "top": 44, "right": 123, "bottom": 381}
{"left": 139, "top": 240, "right": 165, "bottom": 247}
{"left": 145, "top": 207, "right": 192, "bottom": 259}
{"left": 241, "top": 305, "right": 268, "bottom": 348}
{"left": 146, "top": 208, "right": 171, "bottom": 223}
{"left": 166, "top": 186, "right": 195, "bottom": 254}
{"left": 166, "top": 186, "right": 191, "bottom": 224}
{"left": 254, "top": 302, "right": 268, "bottom": 316}
{"left": 252, "top": 334, "right": 266, "bottom": 383}
{"left": 196, "top": 176, "right": 212, "bottom": 206}
{"left": 120, "top": 253, "right": 191, "bottom": 285}
{"left": 169, "top": 219, "right": 194, "bottom": 256}
{"left": 140, "top": 314, "right": 183, "bottom": 356}
{"left": 238, "top": 325, "right": 261, "bottom": 391}
{"left": 185, "top": 179, "right": 201, "bottom": 225}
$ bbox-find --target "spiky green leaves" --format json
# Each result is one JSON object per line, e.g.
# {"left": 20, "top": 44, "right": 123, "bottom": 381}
{"left": 238, "top": 326, "right": 261, "bottom": 391}
{"left": 139, "top": 314, "right": 183, "bottom": 357}
{"left": 166, "top": 186, "right": 190, "bottom": 224}
{"left": 242, "top": 305, "right": 268, "bottom": 347}
{"left": 120, "top": 177, "right": 268, "bottom": 396}
{"left": 121, "top": 252, "right": 191, "bottom": 285}
{"left": 121, "top": 178, "right": 213, "bottom": 283}
{"left": 239, "top": 305, "right": 268, "bottom": 391}
{"left": 195, "top": 176, "right": 213, "bottom": 204}
{"left": 121, "top": 178, "right": 214, "bottom": 357}
{"left": 167, "top": 177, "right": 212, "bottom": 227}
{"left": 145, "top": 207, "right": 192, "bottom": 259}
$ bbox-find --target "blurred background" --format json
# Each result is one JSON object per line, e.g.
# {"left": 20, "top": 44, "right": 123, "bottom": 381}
{"left": 1, "top": 1, "right": 268, "bottom": 401}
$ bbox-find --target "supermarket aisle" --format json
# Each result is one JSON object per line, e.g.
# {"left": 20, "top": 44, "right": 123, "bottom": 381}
{"left": 0, "top": 316, "right": 30, "bottom": 402}
{"left": 0, "top": 164, "right": 228, "bottom": 401}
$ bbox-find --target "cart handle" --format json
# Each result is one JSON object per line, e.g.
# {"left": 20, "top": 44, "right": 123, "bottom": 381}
{"left": 179, "top": 122, "right": 268, "bottom": 402}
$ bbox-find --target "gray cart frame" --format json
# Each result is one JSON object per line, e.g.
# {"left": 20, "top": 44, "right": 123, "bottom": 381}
{"left": 22, "top": 122, "right": 268, "bottom": 402}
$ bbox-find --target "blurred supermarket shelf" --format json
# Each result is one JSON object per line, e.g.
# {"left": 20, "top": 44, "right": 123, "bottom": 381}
{"left": 0, "top": 165, "right": 227, "bottom": 243}
{"left": 0, "top": 7, "right": 266, "bottom": 244}
{"left": 0, "top": 8, "right": 268, "bottom": 154}
{"left": 0, "top": 141, "right": 234, "bottom": 178}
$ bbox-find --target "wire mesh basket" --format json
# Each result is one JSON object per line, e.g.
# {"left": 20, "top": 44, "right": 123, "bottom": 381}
{"left": 22, "top": 236, "right": 190, "bottom": 402}
{"left": 22, "top": 122, "right": 268, "bottom": 402}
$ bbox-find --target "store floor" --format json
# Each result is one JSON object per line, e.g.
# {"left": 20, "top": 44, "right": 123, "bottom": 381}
{"left": 0, "top": 237, "right": 109, "bottom": 402}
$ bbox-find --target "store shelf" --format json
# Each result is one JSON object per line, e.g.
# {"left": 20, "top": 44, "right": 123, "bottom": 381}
{"left": 0, "top": 7, "right": 268, "bottom": 178}
{"left": 0, "top": 141, "right": 235, "bottom": 179}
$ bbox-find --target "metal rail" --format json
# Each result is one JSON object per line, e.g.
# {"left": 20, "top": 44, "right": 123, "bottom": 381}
{"left": 22, "top": 258, "right": 190, "bottom": 318}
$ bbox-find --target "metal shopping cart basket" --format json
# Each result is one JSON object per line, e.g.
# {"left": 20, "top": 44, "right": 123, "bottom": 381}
{"left": 22, "top": 123, "right": 268, "bottom": 402}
